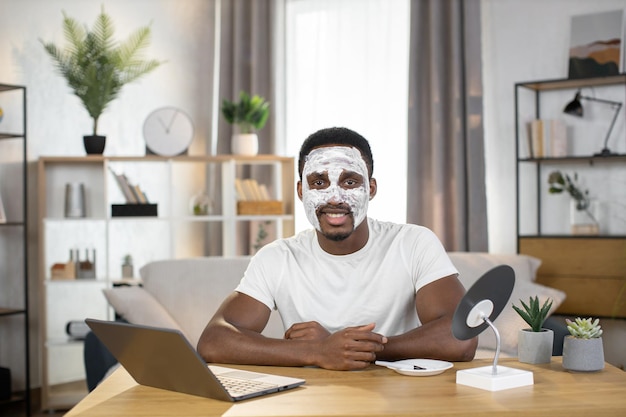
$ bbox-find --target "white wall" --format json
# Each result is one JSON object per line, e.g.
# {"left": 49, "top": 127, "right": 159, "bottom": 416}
{"left": 482, "top": 0, "right": 626, "bottom": 253}
{"left": 0, "top": 0, "right": 215, "bottom": 157}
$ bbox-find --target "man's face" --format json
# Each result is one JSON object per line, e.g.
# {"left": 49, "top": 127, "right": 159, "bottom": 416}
{"left": 300, "top": 146, "right": 370, "bottom": 241}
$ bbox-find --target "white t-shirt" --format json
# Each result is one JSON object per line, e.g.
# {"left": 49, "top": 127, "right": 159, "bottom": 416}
{"left": 235, "top": 218, "right": 458, "bottom": 337}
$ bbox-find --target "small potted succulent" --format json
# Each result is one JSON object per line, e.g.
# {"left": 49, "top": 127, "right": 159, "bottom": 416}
{"left": 562, "top": 317, "right": 604, "bottom": 372}
{"left": 221, "top": 91, "right": 270, "bottom": 155}
{"left": 513, "top": 296, "right": 554, "bottom": 364}
{"left": 121, "top": 254, "right": 134, "bottom": 279}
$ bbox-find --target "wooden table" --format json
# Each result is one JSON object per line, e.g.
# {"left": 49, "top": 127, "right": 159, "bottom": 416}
{"left": 64, "top": 358, "right": 626, "bottom": 416}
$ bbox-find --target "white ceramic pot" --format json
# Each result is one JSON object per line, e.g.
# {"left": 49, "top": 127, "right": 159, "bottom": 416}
{"left": 231, "top": 133, "right": 259, "bottom": 155}
{"left": 518, "top": 328, "right": 553, "bottom": 364}
{"left": 562, "top": 336, "right": 604, "bottom": 372}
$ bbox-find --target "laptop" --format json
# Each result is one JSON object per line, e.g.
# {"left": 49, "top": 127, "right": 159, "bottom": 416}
{"left": 85, "top": 318, "right": 305, "bottom": 402}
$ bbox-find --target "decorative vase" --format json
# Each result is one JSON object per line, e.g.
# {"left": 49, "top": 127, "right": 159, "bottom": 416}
{"left": 83, "top": 135, "right": 106, "bottom": 155}
{"left": 231, "top": 133, "right": 259, "bottom": 156}
{"left": 570, "top": 199, "right": 600, "bottom": 235}
{"left": 121, "top": 263, "right": 133, "bottom": 278}
{"left": 562, "top": 336, "right": 605, "bottom": 372}
{"left": 189, "top": 190, "right": 212, "bottom": 215}
{"left": 518, "top": 328, "right": 553, "bottom": 364}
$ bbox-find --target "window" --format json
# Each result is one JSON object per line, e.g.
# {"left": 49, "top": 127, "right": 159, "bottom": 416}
{"left": 285, "top": 0, "right": 410, "bottom": 233}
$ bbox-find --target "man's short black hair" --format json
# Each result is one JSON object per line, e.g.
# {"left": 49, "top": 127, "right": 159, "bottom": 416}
{"left": 298, "top": 127, "right": 374, "bottom": 180}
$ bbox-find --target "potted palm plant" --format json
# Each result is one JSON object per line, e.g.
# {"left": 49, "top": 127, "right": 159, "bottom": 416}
{"left": 41, "top": 7, "right": 162, "bottom": 154}
{"left": 221, "top": 91, "right": 270, "bottom": 155}
{"left": 563, "top": 317, "right": 604, "bottom": 372}
{"left": 513, "top": 296, "right": 554, "bottom": 364}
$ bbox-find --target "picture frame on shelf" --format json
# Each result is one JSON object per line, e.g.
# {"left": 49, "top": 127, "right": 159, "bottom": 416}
{"left": 567, "top": 9, "right": 624, "bottom": 79}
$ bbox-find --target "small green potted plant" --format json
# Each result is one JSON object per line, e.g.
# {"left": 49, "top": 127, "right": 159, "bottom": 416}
{"left": 547, "top": 170, "right": 598, "bottom": 235}
{"left": 221, "top": 91, "right": 270, "bottom": 155}
{"left": 41, "top": 7, "right": 162, "bottom": 154}
{"left": 121, "top": 254, "right": 133, "bottom": 279}
{"left": 512, "top": 296, "right": 554, "bottom": 364}
{"left": 562, "top": 317, "right": 604, "bottom": 372}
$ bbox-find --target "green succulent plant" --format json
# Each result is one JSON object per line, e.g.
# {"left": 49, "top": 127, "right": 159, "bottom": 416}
{"left": 221, "top": 91, "right": 270, "bottom": 134}
{"left": 512, "top": 296, "right": 553, "bottom": 332}
{"left": 566, "top": 317, "right": 603, "bottom": 339}
{"left": 41, "top": 6, "right": 162, "bottom": 136}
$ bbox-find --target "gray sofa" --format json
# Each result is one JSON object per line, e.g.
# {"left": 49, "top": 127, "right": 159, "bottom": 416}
{"left": 87, "top": 252, "right": 625, "bottom": 389}
{"left": 97, "top": 253, "right": 567, "bottom": 361}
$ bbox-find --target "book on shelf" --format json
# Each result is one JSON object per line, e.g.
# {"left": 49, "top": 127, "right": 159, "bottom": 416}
{"left": 235, "top": 178, "right": 282, "bottom": 215}
{"left": 108, "top": 167, "right": 150, "bottom": 204}
{"left": 235, "top": 178, "right": 274, "bottom": 202}
{"left": 527, "top": 119, "right": 567, "bottom": 158}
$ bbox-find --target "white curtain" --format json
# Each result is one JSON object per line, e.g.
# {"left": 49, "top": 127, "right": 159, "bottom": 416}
{"left": 284, "top": 0, "right": 410, "bottom": 233}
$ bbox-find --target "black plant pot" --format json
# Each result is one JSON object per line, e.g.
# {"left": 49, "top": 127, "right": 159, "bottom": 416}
{"left": 83, "top": 135, "right": 106, "bottom": 155}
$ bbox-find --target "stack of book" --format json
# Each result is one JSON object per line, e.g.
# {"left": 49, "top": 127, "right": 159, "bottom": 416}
{"left": 235, "top": 179, "right": 282, "bottom": 215}
{"left": 109, "top": 167, "right": 150, "bottom": 204}
{"left": 109, "top": 168, "right": 157, "bottom": 217}
{"left": 527, "top": 119, "right": 568, "bottom": 158}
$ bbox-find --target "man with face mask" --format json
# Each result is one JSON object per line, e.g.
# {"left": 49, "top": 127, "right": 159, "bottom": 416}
{"left": 197, "top": 127, "right": 477, "bottom": 370}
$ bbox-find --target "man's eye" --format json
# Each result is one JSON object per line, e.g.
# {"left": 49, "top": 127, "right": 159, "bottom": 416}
{"left": 343, "top": 179, "right": 359, "bottom": 187}
{"left": 312, "top": 179, "right": 326, "bottom": 187}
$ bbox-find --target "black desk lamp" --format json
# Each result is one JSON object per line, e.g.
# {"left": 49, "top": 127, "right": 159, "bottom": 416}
{"left": 563, "top": 91, "right": 623, "bottom": 157}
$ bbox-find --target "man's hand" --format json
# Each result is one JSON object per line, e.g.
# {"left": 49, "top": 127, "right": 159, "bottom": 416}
{"left": 285, "top": 322, "right": 387, "bottom": 370}
{"left": 284, "top": 321, "right": 330, "bottom": 340}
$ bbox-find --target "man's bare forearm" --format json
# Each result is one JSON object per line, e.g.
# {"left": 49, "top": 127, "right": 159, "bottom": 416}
{"left": 376, "top": 316, "right": 477, "bottom": 362}
{"left": 197, "top": 321, "right": 318, "bottom": 367}
{"left": 197, "top": 321, "right": 387, "bottom": 370}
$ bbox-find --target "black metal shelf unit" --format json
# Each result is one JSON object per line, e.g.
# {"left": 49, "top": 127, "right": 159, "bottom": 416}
{"left": 514, "top": 73, "right": 626, "bottom": 245}
{"left": 0, "top": 83, "right": 30, "bottom": 416}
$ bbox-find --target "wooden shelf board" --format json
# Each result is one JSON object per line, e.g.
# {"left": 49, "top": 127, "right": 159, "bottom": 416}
{"left": 516, "top": 73, "right": 626, "bottom": 91}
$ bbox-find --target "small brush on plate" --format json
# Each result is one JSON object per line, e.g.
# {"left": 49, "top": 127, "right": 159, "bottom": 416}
{"left": 375, "top": 361, "right": 427, "bottom": 371}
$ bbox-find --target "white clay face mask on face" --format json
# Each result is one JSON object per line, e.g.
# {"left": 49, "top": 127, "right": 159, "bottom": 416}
{"left": 301, "top": 146, "right": 370, "bottom": 232}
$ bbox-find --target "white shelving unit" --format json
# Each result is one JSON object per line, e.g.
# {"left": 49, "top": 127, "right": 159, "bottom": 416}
{"left": 37, "top": 155, "right": 294, "bottom": 411}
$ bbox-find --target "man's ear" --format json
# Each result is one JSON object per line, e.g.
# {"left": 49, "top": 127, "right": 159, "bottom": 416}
{"left": 297, "top": 181, "right": 303, "bottom": 201}
{"left": 369, "top": 178, "right": 377, "bottom": 200}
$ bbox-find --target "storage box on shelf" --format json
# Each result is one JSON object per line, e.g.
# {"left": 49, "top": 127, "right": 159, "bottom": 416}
{"left": 514, "top": 74, "right": 626, "bottom": 322}
{"left": 0, "top": 83, "right": 29, "bottom": 416}
{"left": 38, "top": 154, "right": 294, "bottom": 411}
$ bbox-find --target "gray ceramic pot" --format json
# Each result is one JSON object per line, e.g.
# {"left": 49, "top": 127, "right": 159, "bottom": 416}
{"left": 562, "top": 336, "right": 604, "bottom": 372}
{"left": 518, "top": 328, "right": 553, "bottom": 364}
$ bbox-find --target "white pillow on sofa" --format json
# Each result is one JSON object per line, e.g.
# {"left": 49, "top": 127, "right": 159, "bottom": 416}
{"left": 449, "top": 252, "right": 541, "bottom": 287}
{"left": 102, "top": 286, "right": 186, "bottom": 338}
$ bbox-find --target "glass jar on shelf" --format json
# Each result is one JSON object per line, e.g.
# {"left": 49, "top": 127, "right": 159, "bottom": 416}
{"left": 189, "top": 190, "right": 213, "bottom": 215}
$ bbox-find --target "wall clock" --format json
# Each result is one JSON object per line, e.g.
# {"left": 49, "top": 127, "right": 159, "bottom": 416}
{"left": 143, "top": 107, "right": 194, "bottom": 156}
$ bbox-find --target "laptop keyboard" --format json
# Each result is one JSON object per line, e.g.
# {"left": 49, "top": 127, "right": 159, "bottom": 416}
{"left": 216, "top": 374, "right": 278, "bottom": 397}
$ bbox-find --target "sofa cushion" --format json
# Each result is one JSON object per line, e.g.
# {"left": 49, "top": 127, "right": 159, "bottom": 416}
{"left": 102, "top": 286, "right": 184, "bottom": 335}
{"left": 448, "top": 252, "right": 566, "bottom": 355}
{"left": 139, "top": 257, "right": 285, "bottom": 347}
{"left": 448, "top": 252, "right": 541, "bottom": 286}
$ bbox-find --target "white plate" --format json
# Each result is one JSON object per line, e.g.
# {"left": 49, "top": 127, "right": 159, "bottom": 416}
{"left": 375, "top": 359, "right": 454, "bottom": 376}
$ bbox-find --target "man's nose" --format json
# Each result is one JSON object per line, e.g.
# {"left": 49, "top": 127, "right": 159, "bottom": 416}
{"left": 326, "top": 185, "right": 343, "bottom": 204}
